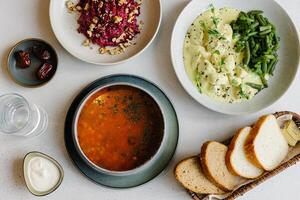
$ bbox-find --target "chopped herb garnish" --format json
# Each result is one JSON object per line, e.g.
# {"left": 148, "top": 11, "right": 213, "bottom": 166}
{"left": 199, "top": 20, "right": 207, "bottom": 30}
{"left": 195, "top": 72, "right": 202, "bottom": 93}
{"left": 208, "top": 29, "right": 220, "bottom": 36}
{"left": 208, "top": 3, "right": 215, "bottom": 13}
{"left": 239, "top": 89, "right": 249, "bottom": 99}
{"left": 213, "top": 50, "right": 220, "bottom": 55}
{"left": 212, "top": 16, "right": 220, "bottom": 27}
{"left": 220, "top": 58, "right": 225, "bottom": 66}
{"left": 239, "top": 84, "right": 249, "bottom": 99}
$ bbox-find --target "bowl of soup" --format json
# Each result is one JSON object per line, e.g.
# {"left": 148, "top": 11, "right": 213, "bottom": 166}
{"left": 76, "top": 84, "right": 164, "bottom": 172}
{"left": 65, "top": 75, "right": 178, "bottom": 187}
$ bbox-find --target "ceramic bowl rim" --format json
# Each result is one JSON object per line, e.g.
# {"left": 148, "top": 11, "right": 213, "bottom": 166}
{"left": 71, "top": 79, "right": 171, "bottom": 175}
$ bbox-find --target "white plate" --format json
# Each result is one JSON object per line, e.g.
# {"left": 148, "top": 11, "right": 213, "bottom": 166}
{"left": 50, "top": 0, "right": 161, "bottom": 65}
{"left": 171, "top": 0, "right": 299, "bottom": 115}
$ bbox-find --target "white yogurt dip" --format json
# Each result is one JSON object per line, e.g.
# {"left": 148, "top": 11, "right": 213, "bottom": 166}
{"left": 27, "top": 156, "right": 60, "bottom": 192}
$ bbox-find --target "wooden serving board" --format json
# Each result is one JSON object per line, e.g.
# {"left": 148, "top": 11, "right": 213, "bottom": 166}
{"left": 187, "top": 111, "right": 300, "bottom": 200}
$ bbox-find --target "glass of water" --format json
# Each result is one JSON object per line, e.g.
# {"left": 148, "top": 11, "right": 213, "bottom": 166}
{"left": 0, "top": 93, "right": 48, "bottom": 137}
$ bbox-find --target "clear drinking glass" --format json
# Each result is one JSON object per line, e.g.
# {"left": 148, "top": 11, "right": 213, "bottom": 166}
{"left": 0, "top": 93, "right": 48, "bottom": 137}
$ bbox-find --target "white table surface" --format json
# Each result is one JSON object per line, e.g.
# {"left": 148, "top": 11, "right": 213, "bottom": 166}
{"left": 0, "top": 0, "right": 299, "bottom": 199}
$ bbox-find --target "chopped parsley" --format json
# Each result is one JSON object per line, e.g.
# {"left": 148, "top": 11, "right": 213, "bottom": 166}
{"left": 199, "top": 20, "right": 207, "bottom": 30}
{"left": 219, "top": 36, "right": 226, "bottom": 40}
{"left": 239, "top": 84, "right": 249, "bottom": 99}
{"left": 213, "top": 50, "right": 220, "bottom": 55}
{"left": 212, "top": 16, "right": 220, "bottom": 27}
{"left": 195, "top": 72, "right": 202, "bottom": 93}
{"left": 208, "top": 3, "right": 215, "bottom": 13}
{"left": 239, "top": 89, "right": 249, "bottom": 99}
{"left": 207, "top": 29, "right": 220, "bottom": 36}
{"left": 220, "top": 58, "right": 225, "bottom": 66}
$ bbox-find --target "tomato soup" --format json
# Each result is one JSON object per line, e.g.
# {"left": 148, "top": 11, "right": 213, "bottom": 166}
{"left": 77, "top": 85, "right": 164, "bottom": 171}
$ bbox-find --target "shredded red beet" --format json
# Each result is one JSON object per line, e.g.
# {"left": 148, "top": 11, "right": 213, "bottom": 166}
{"left": 75, "top": 0, "right": 141, "bottom": 48}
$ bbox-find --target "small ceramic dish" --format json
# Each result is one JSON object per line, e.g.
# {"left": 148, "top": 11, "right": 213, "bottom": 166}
{"left": 64, "top": 74, "right": 179, "bottom": 188}
{"left": 49, "top": 0, "right": 162, "bottom": 65}
{"left": 171, "top": 0, "right": 300, "bottom": 115}
{"left": 7, "top": 38, "right": 58, "bottom": 87}
{"left": 23, "top": 151, "right": 64, "bottom": 196}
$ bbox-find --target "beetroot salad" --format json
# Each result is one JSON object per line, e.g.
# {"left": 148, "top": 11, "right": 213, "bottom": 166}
{"left": 67, "top": 0, "right": 141, "bottom": 55}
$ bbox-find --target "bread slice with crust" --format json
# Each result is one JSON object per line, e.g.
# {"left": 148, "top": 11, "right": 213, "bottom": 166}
{"left": 226, "top": 127, "right": 264, "bottom": 179}
{"left": 244, "top": 115, "right": 289, "bottom": 171}
{"left": 174, "top": 157, "right": 225, "bottom": 194}
{"left": 200, "top": 141, "right": 246, "bottom": 191}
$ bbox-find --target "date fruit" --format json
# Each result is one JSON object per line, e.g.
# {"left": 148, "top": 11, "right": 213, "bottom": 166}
{"left": 15, "top": 51, "right": 31, "bottom": 68}
{"left": 36, "top": 63, "right": 53, "bottom": 80}
{"left": 33, "top": 46, "right": 51, "bottom": 60}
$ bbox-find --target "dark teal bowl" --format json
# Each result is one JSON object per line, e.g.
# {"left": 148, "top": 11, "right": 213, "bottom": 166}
{"left": 65, "top": 74, "right": 179, "bottom": 188}
{"left": 7, "top": 38, "right": 58, "bottom": 87}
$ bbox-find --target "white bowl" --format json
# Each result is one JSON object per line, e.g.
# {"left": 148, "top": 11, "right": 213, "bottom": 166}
{"left": 49, "top": 0, "right": 161, "bottom": 65}
{"left": 171, "top": 0, "right": 299, "bottom": 115}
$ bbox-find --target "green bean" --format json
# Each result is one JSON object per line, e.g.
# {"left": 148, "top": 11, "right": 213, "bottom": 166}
{"left": 264, "top": 54, "right": 275, "bottom": 60}
{"left": 254, "top": 66, "right": 263, "bottom": 75}
{"left": 259, "top": 29, "right": 272, "bottom": 35}
{"left": 274, "top": 44, "right": 280, "bottom": 50}
{"left": 233, "top": 32, "right": 240, "bottom": 40}
{"left": 231, "top": 9, "right": 280, "bottom": 89}
{"left": 240, "top": 16, "right": 255, "bottom": 24}
{"left": 246, "top": 82, "right": 264, "bottom": 91}
{"left": 260, "top": 75, "right": 268, "bottom": 87}
{"left": 252, "top": 44, "right": 260, "bottom": 56}
{"left": 257, "top": 15, "right": 266, "bottom": 26}
{"left": 267, "top": 58, "right": 276, "bottom": 73}
{"left": 262, "top": 60, "right": 268, "bottom": 74}
{"left": 249, "top": 14, "right": 255, "bottom": 20}
{"left": 248, "top": 10, "right": 263, "bottom": 15}
{"left": 239, "top": 11, "right": 247, "bottom": 17}
{"left": 254, "top": 61, "right": 262, "bottom": 69}
{"left": 247, "top": 31, "right": 258, "bottom": 37}
{"left": 265, "top": 36, "right": 271, "bottom": 49}
{"left": 259, "top": 25, "right": 272, "bottom": 32}
{"left": 250, "top": 22, "right": 259, "bottom": 29}
{"left": 269, "top": 58, "right": 278, "bottom": 75}
{"left": 244, "top": 41, "right": 251, "bottom": 65}
{"left": 264, "top": 17, "right": 270, "bottom": 24}
{"left": 249, "top": 37, "right": 255, "bottom": 48}
{"left": 232, "top": 24, "right": 239, "bottom": 30}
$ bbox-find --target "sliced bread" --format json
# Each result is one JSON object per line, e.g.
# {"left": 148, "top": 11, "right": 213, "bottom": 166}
{"left": 174, "top": 157, "right": 225, "bottom": 194}
{"left": 244, "top": 115, "right": 289, "bottom": 171}
{"left": 226, "top": 127, "right": 264, "bottom": 179}
{"left": 200, "top": 141, "right": 246, "bottom": 191}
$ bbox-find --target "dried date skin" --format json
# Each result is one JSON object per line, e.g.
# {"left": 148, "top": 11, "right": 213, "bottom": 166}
{"left": 32, "top": 46, "right": 51, "bottom": 60}
{"left": 36, "top": 63, "right": 53, "bottom": 80}
{"left": 15, "top": 51, "right": 31, "bottom": 68}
